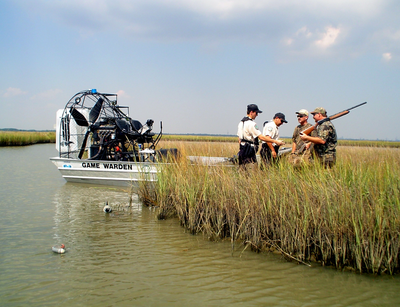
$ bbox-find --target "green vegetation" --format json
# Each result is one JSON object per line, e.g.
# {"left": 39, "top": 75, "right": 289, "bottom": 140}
{"left": 338, "top": 139, "right": 400, "bottom": 148}
{"left": 139, "top": 142, "right": 400, "bottom": 274}
{"left": 162, "top": 134, "right": 238, "bottom": 143}
{"left": 1, "top": 130, "right": 399, "bottom": 148}
{"left": 162, "top": 134, "right": 400, "bottom": 148}
{"left": 0, "top": 131, "right": 56, "bottom": 146}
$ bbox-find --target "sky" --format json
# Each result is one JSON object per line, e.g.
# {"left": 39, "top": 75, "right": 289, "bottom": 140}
{"left": 1, "top": 0, "right": 399, "bottom": 140}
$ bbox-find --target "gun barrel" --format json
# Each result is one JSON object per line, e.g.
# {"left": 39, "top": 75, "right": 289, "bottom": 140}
{"left": 347, "top": 101, "right": 367, "bottom": 112}
{"left": 302, "top": 102, "right": 367, "bottom": 134}
{"left": 327, "top": 102, "right": 367, "bottom": 120}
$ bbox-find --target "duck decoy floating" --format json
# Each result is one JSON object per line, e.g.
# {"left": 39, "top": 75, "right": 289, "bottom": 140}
{"left": 103, "top": 202, "right": 112, "bottom": 213}
{"left": 52, "top": 244, "right": 66, "bottom": 254}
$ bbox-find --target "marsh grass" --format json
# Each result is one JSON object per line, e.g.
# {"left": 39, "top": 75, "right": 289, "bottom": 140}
{"left": 3, "top": 131, "right": 398, "bottom": 148}
{"left": 162, "top": 135, "right": 400, "bottom": 148}
{"left": 0, "top": 131, "right": 55, "bottom": 146}
{"left": 140, "top": 142, "right": 400, "bottom": 274}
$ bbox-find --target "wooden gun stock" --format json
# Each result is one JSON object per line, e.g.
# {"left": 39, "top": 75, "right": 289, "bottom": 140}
{"left": 301, "top": 102, "right": 367, "bottom": 135}
{"left": 301, "top": 123, "right": 318, "bottom": 136}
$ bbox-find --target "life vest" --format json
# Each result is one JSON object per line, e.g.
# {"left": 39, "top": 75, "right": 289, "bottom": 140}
{"left": 240, "top": 117, "right": 259, "bottom": 147}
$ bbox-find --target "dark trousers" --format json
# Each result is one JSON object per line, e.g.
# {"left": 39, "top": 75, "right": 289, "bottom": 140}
{"left": 260, "top": 143, "right": 279, "bottom": 165}
{"left": 238, "top": 143, "right": 257, "bottom": 165}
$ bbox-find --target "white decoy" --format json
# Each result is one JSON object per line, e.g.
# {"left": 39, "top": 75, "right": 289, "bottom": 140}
{"left": 103, "top": 202, "right": 112, "bottom": 213}
{"left": 52, "top": 244, "right": 66, "bottom": 254}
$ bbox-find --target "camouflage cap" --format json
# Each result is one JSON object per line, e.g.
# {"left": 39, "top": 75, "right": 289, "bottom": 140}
{"left": 311, "top": 107, "right": 327, "bottom": 116}
{"left": 296, "top": 109, "right": 309, "bottom": 116}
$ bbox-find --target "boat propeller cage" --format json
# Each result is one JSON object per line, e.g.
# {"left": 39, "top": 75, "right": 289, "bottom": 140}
{"left": 55, "top": 89, "right": 165, "bottom": 162}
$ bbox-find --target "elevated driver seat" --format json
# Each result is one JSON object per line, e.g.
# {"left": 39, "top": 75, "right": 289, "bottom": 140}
{"left": 130, "top": 120, "right": 143, "bottom": 133}
{"left": 115, "top": 119, "right": 132, "bottom": 133}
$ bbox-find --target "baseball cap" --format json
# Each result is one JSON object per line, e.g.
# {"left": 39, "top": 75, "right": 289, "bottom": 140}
{"left": 296, "top": 109, "right": 309, "bottom": 116}
{"left": 247, "top": 104, "right": 262, "bottom": 114}
{"left": 311, "top": 107, "right": 327, "bottom": 116}
{"left": 274, "top": 112, "right": 287, "bottom": 123}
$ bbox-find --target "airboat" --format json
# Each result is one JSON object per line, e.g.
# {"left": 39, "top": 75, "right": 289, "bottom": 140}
{"left": 50, "top": 89, "right": 178, "bottom": 187}
{"left": 50, "top": 89, "right": 291, "bottom": 187}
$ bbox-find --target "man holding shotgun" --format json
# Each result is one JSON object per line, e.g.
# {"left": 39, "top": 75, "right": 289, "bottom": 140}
{"left": 300, "top": 107, "right": 337, "bottom": 168}
{"left": 299, "top": 102, "right": 367, "bottom": 167}
{"left": 288, "top": 109, "right": 317, "bottom": 166}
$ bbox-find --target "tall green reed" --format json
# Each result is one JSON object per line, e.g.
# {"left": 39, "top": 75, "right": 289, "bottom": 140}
{"left": 0, "top": 131, "right": 55, "bottom": 146}
{"left": 139, "top": 144, "right": 400, "bottom": 274}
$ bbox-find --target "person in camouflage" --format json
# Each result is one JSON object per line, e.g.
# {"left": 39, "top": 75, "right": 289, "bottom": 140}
{"left": 288, "top": 109, "right": 316, "bottom": 166}
{"left": 300, "top": 107, "right": 337, "bottom": 168}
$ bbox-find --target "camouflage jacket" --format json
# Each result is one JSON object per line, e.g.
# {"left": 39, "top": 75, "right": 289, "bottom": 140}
{"left": 292, "top": 123, "right": 316, "bottom": 154}
{"left": 314, "top": 120, "right": 337, "bottom": 160}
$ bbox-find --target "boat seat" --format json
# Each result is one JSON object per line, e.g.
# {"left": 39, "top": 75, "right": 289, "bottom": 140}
{"left": 130, "top": 120, "right": 143, "bottom": 133}
{"left": 115, "top": 119, "right": 132, "bottom": 133}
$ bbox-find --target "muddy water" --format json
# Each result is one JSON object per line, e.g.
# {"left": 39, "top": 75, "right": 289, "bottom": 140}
{"left": 0, "top": 144, "right": 399, "bottom": 306}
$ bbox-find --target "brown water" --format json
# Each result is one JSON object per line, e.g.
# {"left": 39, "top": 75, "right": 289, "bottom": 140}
{"left": 0, "top": 144, "right": 399, "bottom": 306}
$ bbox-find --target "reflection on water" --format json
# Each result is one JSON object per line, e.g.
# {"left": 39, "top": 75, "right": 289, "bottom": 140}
{"left": 0, "top": 144, "right": 400, "bottom": 306}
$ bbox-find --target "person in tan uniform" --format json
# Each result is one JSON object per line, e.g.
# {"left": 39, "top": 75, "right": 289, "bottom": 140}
{"left": 288, "top": 109, "right": 316, "bottom": 166}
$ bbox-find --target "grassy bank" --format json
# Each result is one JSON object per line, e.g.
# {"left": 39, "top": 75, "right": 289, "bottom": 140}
{"left": 0, "top": 131, "right": 56, "bottom": 146}
{"left": 163, "top": 135, "right": 400, "bottom": 148}
{"left": 2, "top": 131, "right": 398, "bottom": 148}
{"left": 139, "top": 143, "right": 400, "bottom": 274}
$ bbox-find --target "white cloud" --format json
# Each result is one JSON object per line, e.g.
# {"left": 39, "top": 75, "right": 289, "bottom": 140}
{"left": 3, "top": 87, "right": 27, "bottom": 97}
{"left": 314, "top": 26, "right": 341, "bottom": 49}
{"left": 18, "top": 0, "right": 399, "bottom": 60}
{"left": 382, "top": 52, "right": 392, "bottom": 61}
{"left": 116, "top": 90, "right": 130, "bottom": 98}
{"left": 281, "top": 25, "right": 343, "bottom": 57}
{"left": 281, "top": 37, "right": 294, "bottom": 46}
{"left": 163, "top": 0, "right": 383, "bottom": 17}
{"left": 281, "top": 26, "right": 312, "bottom": 46}
{"left": 370, "top": 28, "right": 400, "bottom": 61}
{"left": 26, "top": 0, "right": 387, "bottom": 33}
{"left": 296, "top": 26, "right": 312, "bottom": 38}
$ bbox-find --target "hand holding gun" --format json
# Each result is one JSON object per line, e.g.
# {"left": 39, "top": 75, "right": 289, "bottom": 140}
{"left": 300, "top": 102, "right": 367, "bottom": 136}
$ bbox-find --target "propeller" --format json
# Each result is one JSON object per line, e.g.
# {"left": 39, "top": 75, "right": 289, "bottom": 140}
{"left": 70, "top": 107, "right": 89, "bottom": 127}
{"left": 75, "top": 97, "right": 104, "bottom": 159}
{"left": 89, "top": 98, "right": 103, "bottom": 123}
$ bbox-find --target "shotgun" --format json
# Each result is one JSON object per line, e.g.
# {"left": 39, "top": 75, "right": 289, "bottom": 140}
{"left": 300, "top": 102, "right": 367, "bottom": 136}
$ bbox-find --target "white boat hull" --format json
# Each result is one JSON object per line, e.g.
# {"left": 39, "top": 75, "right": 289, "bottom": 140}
{"left": 50, "top": 157, "right": 158, "bottom": 187}
{"left": 51, "top": 148, "right": 292, "bottom": 187}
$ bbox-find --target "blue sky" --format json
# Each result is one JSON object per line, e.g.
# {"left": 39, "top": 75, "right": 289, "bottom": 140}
{"left": 1, "top": 0, "right": 399, "bottom": 140}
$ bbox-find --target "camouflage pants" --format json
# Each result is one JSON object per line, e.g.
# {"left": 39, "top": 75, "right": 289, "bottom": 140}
{"left": 316, "top": 153, "right": 336, "bottom": 168}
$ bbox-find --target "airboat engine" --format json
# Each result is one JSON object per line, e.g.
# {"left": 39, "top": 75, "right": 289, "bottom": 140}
{"left": 55, "top": 89, "right": 165, "bottom": 162}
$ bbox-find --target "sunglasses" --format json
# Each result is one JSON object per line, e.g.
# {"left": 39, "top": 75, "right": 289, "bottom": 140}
{"left": 297, "top": 114, "right": 305, "bottom": 118}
